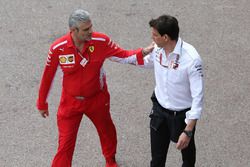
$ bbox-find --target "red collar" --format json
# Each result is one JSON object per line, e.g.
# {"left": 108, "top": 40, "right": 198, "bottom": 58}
{"left": 66, "top": 32, "right": 94, "bottom": 53}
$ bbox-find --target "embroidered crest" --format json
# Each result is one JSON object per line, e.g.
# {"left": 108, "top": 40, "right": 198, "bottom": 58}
{"left": 59, "top": 54, "right": 75, "bottom": 64}
{"left": 89, "top": 46, "right": 94, "bottom": 53}
{"left": 59, "top": 57, "right": 67, "bottom": 63}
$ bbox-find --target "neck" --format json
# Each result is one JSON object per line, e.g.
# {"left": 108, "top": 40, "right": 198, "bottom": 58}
{"left": 71, "top": 33, "right": 84, "bottom": 50}
{"left": 163, "top": 39, "right": 177, "bottom": 55}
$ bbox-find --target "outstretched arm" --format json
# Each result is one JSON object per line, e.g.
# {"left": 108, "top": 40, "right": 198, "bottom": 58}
{"left": 104, "top": 36, "right": 154, "bottom": 65}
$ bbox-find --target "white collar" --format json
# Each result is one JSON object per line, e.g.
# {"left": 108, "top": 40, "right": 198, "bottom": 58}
{"left": 172, "top": 37, "right": 182, "bottom": 56}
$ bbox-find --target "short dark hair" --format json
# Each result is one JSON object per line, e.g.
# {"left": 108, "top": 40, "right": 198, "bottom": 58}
{"left": 149, "top": 15, "right": 179, "bottom": 41}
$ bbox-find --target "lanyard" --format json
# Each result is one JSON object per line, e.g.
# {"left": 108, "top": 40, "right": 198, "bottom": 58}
{"left": 173, "top": 41, "right": 182, "bottom": 69}
{"left": 77, "top": 48, "right": 90, "bottom": 67}
{"left": 159, "top": 40, "right": 183, "bottom": 69}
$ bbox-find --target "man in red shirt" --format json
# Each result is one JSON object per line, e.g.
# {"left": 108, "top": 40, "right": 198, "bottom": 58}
{"left": 37, "top": 9, "right": 153, "bottom": 167}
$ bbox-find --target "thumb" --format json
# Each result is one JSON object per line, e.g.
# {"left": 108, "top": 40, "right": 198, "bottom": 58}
{"left": 44, "top": 110, "right": 49, "bottom": 117}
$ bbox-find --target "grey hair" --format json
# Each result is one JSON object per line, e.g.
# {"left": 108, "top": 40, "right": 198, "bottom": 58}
{"left": 69, "top": 9, "right": 91, "bottom": 28}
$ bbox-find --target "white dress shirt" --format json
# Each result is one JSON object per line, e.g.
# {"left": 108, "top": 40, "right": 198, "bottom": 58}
{"left": 142, "top": 38, "right": 204, "bottom": 122}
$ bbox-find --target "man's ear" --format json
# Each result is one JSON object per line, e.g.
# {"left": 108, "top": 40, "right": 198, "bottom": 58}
{"left": 164, "top": 34, "right": 169, "bottom": 41}
{"left": 70, "top": 27, "right": 78, "bottom": 33}
{"left": 70, "top": 27, "right": 74, "bottom": 32}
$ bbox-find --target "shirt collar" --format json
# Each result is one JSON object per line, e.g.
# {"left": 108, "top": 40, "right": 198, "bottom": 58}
{"left": 66, "top": 32, "right": 94, "bottom": 51}
{"left": 172, "top": 37, "right": 182, "bottom": 56}
{"left": 66, "top": 32, "right": 74, "bottom": 48}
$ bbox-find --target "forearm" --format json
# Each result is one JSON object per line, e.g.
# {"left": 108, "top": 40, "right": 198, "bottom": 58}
{"left": 37, "top": 65, "right": 57, "bottom": 110}
{"left": 185, "top": 119, "right": 197, "bottom": 131}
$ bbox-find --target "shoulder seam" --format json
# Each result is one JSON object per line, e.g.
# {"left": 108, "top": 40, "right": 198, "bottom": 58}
{"left": 91, "top": 37, "right": 106, "bottom": 42}
{"left": 52, "top": 40, "right": 67, "bottom": 50}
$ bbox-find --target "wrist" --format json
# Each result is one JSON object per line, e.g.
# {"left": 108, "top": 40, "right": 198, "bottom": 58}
{"left": 142, "top": 49, "right": 147, "bottom": 56}
{"left": 183, "top": 130, "right": 193, "bottom": 138}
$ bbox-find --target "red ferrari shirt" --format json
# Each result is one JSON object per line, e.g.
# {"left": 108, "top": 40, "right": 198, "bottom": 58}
{"left": 37, "top": 32, "right": 144, "bottom": 110}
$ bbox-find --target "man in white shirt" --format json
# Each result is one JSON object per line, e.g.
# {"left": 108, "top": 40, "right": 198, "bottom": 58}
{"left": 141, "top": 15, "right": 204, "bottom": 167}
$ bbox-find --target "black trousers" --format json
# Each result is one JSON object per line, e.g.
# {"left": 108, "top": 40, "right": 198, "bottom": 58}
{"left": 150, "top": 93, "right": 196, "bottom": 167}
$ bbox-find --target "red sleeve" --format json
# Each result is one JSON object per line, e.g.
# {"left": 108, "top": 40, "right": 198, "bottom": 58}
{"left": 36, "top": 47, "right": 59, "bottom": 110}
{"left": 104, "top": 35, "right": 144, "bottom": 65}
{"left": 136, "top": 51, "right": 144, "bottom": 65}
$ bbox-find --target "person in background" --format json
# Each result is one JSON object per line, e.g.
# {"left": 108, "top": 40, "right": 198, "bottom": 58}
{"left": 36, "top": 9, "right": 153, "bottom": 167}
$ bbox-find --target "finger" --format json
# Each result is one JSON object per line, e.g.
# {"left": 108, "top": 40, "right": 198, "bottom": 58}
{"left": 177, "top": 141, "right": 187, "bottom": 150}
{"left": 182, "top": 144, "right": 188, "bottom": 150}
{"left": 177, "top": 145, "right": 183, "bottom": 150}
{"left": 176, "top": 141, "right": 182, "bottom": 150}
{"left": 41, "top": 111, "right": 48, "bottom": 118}
{"left": 41, "top": 113, "right": 46, "bottom": 118}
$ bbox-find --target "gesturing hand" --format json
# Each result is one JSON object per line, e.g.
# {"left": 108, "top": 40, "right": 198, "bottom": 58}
{"left": 142, "top": 42, "right": 155, "bottom": 56}
{"left": 39, "top": 109, "right": 49, "bottom": 118}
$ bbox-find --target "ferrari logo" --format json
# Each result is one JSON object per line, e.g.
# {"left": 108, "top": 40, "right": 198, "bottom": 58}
{"left": 89, "top": 46, "right": 94, "bottom": 53}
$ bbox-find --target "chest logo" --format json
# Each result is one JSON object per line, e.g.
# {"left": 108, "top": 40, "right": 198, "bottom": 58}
{"left": 89, "top": 46, "right": 95, "bottom": 53}
{"left": 59, "top": 54, "right": 75, "bottom": 64}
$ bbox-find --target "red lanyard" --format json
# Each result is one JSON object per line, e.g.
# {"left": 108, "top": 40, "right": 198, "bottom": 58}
{"left": 159, "top": 40, "right": 182, "bottom": 70}
{"left": 77, "top": 49, "right": 90, "bottom": 67}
